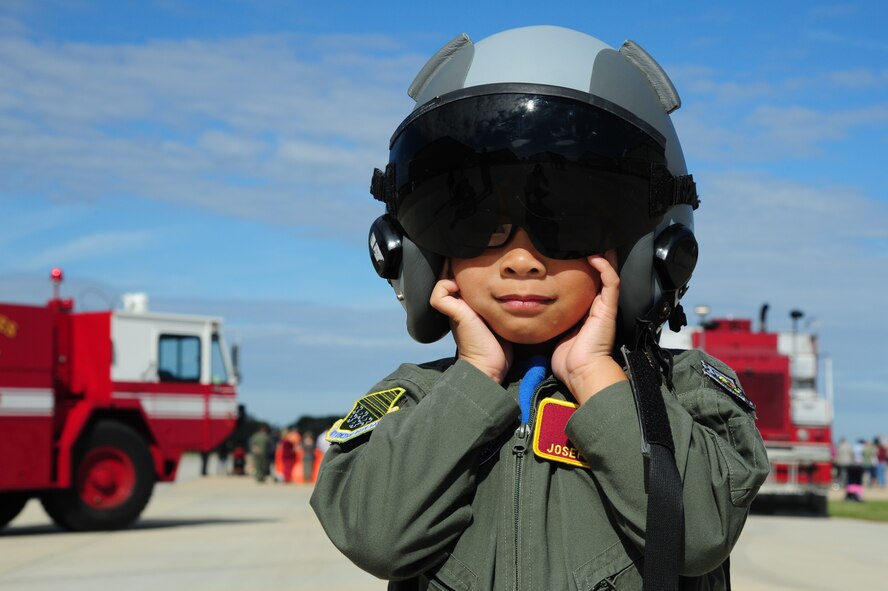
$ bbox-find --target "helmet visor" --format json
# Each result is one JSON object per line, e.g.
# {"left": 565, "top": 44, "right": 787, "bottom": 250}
{"left": 388, "top": 85, "right": 680, "bottom": 260}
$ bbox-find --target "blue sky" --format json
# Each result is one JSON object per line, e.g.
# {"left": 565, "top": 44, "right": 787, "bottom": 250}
{"left": 2, "top": 1, "right": 887, "bottom": 440}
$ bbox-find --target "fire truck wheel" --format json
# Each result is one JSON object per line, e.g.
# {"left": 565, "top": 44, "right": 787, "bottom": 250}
{"left": 0, "top": 492, "right": 29, "bottom": 528}
{"left": 41, "top": 421, "right": 156, "bottom": 531}
{"left": 810, "top": 494, "right": 828, "bottom": 517}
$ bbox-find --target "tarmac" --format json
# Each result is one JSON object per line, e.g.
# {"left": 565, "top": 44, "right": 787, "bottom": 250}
{"left": 2, "top": 455, "right": 888, "bottom": 590}
{"left": 1, "top": 456, "right": 378, "bottom": 591}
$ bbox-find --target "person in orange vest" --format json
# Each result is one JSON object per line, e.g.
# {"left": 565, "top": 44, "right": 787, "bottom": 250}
{"left": 311, "top": 446, "right": 324, "bottom": 483}
{"left": 276, "top": 428, "right": 300, "bottom": 483}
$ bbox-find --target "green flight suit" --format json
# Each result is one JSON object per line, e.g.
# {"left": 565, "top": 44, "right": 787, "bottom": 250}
{"left": 311, "top": 350, "right": 769, "bottom": 590}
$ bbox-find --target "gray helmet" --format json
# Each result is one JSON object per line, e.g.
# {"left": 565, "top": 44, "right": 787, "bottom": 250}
{"left": 368, "top": 26, "right": 699, "bottom": 346}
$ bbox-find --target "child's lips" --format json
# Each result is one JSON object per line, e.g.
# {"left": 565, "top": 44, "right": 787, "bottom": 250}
{"left": 496, "top": 294, "right": 555, "bottom": 312}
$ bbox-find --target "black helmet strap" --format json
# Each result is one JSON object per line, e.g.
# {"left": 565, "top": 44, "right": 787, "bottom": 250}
{"left": 649, "top": 169, "right": 699, "bottom": 216}
{"left": 622, "top": 342, "right": 684, "bottom": 590}
{"left": 370, "top": 163, "right": 397, "bottom": 211}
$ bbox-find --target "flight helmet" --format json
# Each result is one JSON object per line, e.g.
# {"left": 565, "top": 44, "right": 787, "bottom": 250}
{"left": 368, "top": 26, "right": 699, "bottom": 347}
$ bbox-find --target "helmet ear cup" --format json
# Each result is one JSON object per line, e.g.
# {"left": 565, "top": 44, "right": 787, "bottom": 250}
{"left": 396, "top": 238, "right": 449, "bottom": 343}
{"left": 616, "top": 223, "right": 698, "bottom": 349}
{"left": 369, "top": 215, "right": 403, "bottom": 279}
{"left": 653, "top": 224, "right": 698, "bottom": 292}
{"left": 368, "top": 215, "right": 450, "bottom": 343}
{"left": 652, "top": 223, "right": 698, "bottom": 333}
{"left": 616, "top": 233, "right": 655, "bottom": 349}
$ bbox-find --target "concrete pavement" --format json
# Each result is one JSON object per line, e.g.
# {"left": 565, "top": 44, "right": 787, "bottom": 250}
{"left": 3, "top": 455, "right": 888, "bottom": 590}
{"left": 1, "top": 457, "right": 378, "bottom": 591}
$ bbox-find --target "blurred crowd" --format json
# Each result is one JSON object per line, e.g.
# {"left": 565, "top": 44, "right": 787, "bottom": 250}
{"left": 834, "top": 436, "right": 887, "bottom": 500}
{"left": 208, "top": 424, "right": 330, "bottom": 484}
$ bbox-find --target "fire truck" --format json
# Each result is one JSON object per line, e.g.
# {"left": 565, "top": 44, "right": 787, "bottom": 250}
{"left": 0, "top": 269, "right": 241, "bottom": 531}
{"left": 660, "top": 305, "right": 834, "bottom": 515}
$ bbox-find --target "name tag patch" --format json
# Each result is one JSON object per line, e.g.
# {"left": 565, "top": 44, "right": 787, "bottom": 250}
{"left": 701, "top": 360, "right": 756, "bottom": 411}
{"left": 327, "top": 387, "right": 406, "bottom": 443}
{"left": 532, "top": 398, "right": 590, "bottom": 468}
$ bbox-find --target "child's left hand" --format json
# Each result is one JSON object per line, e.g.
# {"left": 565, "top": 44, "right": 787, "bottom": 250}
{"left": 551, "top": 252, "right": 627, "bottom": 404}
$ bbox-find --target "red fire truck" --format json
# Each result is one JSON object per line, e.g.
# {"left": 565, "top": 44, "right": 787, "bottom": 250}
{"left": 661, "top": 305, "right": 834, "bottom": 514}
{"left": 0, "top": 269, "right": 241, "bottom": 531}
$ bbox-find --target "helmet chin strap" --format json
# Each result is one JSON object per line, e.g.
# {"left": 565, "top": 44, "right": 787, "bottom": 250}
{"left": 633, "top": 298, "right": 682, "bottom": 391}
{"left": 626, "top": 220, "right": 698, "bottom": 388}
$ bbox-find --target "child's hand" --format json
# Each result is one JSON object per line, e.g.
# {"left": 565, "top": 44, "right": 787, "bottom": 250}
{"left": 552, "top": 253, "right": 627, "bottom": 404}
{"left": 430, "top": 276, "right": 513, "bottom": 384}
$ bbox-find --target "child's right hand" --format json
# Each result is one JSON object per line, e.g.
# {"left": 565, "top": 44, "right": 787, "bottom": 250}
{"left": 430, "top": 276, "right": 513, "bottom": 384}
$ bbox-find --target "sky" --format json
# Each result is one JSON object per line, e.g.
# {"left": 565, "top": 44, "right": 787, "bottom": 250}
{"left": 1, "top": 0, "right": 886, "bottom": 441}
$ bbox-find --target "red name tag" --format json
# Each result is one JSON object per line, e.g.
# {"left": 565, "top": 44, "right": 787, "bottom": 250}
{"left": 532, "top": 398, "right": 590, "bottom": 468}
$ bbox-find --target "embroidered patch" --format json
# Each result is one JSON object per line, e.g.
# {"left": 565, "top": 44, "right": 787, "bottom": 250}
{"left": 532, "top": 398, "right": 590, "bottom": 468}
{"left": 701, "top": 360, "right": 756, "bottom": 411}
{"left": 326, "top": 387, "right": 406, "bottom": 443}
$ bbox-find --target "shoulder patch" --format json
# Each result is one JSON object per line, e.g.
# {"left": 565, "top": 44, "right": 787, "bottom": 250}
{"left": 326, "top": 387, "right": 406, "bottom": 443}
{"left": 701, "top": 360, "right": 756, "bottom": 411}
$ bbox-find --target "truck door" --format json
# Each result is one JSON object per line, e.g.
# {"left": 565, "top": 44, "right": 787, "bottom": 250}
{"left": 0, "top": 304, "right": 56, "bottom": 490}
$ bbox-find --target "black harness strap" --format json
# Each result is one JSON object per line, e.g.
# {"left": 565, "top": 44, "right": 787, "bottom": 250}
{"left": 622, "top": 346, "right": 684, "bottom": 591}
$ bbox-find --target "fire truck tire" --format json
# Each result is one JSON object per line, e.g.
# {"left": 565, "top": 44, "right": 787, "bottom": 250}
{"left": 40, "top": 421, "right": 156, "bottom": 531}
{"left": 810, "top": 493, "right": 828, "bottom": 517}
{"left": 0, "top": 492, "right": 29, "bottom": 529}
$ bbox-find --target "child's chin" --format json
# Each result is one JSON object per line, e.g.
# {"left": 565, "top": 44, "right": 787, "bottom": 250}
{"left": 501, "top": 330, "right": 562, "bottom": 346}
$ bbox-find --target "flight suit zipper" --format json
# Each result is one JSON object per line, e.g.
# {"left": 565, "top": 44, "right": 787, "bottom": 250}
{"left": 511, "top": 377, "right": 556, "bottom": 591}
{"left": 512, "top": 423, "right": 529, "bottom": 591}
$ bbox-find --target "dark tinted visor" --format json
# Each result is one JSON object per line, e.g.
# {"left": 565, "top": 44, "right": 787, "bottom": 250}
{"left": 387, "top": 84, "right": 678, "bottom": 260}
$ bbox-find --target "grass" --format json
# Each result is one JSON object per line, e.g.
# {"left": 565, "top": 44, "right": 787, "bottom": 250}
{"left": 828, "top": 499, "right": 888, "bottom": 523}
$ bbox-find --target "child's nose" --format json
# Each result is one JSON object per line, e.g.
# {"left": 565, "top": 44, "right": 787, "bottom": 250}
{"left": 500, "top": 228, "right": 546, "bottom": 277}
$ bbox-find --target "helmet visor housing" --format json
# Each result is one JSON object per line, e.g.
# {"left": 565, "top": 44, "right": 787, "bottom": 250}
{"left": 382, "top": 84, "right": 694, "bottom": 260}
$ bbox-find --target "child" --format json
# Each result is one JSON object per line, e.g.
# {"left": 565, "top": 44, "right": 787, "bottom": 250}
{"left": 311, "top": 26, "right": 768, "bottom": 590}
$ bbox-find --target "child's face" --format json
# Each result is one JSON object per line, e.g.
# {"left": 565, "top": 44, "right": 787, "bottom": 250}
{"left": 449, "top": 227, "right": 604, "bottom": 345}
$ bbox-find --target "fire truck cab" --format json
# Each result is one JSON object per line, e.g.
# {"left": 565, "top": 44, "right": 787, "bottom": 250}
{"left": 0, "top": 270, "right": 241, "bottom": 531}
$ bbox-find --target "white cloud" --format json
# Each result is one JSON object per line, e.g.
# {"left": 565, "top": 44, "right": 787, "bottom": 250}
{"left": 745, "top": 103, "right": 888, "bottom": 154}
{"left": 0, "top": 0, "right": 39, "bottom": 37}
{"left": 18, "top": 230, "right": 152, "bottom": 271}
{"left": 827, "top": 67, "right": 888, "bottom": 88}
{"left": 675, "top": 99, "right": 888, "bottom": 163}
{"left": 671, "top": 59, "right": 888, "bottom": 111}
{"left": 0, "top": 204, "right": 88, "bottom": 247}
{"left": 806, "top": 4, "right": 860, "bottom": 20}
{"left": 0, "top": 33, "right": 418, "bottom": 233}
{"left": 692, "top": 171, "right": 888, "bottom": 313}
{"left": 237, "top": 322, "right": 411, "bottom": 349}
{"left": 197, "top": 130, "right": 266, "bottom": 160}
{"left": 805, "top": 29, "right": 888, "bottom": 53}
{"left": 669, "top": 53, "right": 888, "bottom": 164}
